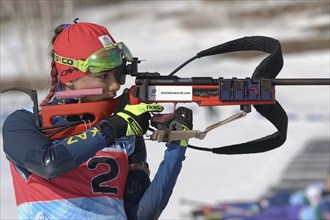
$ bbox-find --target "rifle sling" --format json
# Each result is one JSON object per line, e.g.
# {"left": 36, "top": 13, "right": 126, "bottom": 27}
{"left": 191, "top": 36, "right": 288, "bottom": 154}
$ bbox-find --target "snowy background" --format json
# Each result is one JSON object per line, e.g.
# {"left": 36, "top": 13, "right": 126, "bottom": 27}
{"left": 1, "top": 1, "right": 329, "bottom": 219}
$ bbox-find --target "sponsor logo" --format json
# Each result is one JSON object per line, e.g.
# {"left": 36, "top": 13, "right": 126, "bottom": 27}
{"left": 160, "top": 91, "right": 191, "bottom": 95}
{"left": 54, "top": 55, "right": 74, "bottom": 65}
{"left": 128, "top": 118, "right": 142, "bottom": 134}
{"left": 148, "top": 86, "right": 193, "bottom": 101}
{"left": 61, "top": 68, "right": 76, "bottom": 76}
{"left": 98, "top": 35, "right": 113, "bottom": 47}
{"left": 146, "top": 105, "right": 163, "bottom": 111}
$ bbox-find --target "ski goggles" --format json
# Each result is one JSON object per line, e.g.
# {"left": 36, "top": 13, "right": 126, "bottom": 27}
{"left": 53, "top": 42, "right": 133, "bottom": 84}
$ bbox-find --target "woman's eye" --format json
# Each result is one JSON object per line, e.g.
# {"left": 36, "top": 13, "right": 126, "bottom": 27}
{"left": 96, "top": 74, "right": 107, "bottom": 79}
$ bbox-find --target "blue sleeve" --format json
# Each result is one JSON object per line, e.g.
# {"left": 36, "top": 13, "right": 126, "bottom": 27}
{"left": 127, "top": 143, "right": 187, "bottom": 220}
{"left": 2, "top": 109, "right": 108, "bottom": 179}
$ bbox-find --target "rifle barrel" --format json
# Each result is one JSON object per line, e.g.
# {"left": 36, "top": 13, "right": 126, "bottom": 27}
{"left": 135, "top": 76, "right": 330, "bottom": 86}
{"left": 272, "top": 78, "right": 330, "bottom": 85}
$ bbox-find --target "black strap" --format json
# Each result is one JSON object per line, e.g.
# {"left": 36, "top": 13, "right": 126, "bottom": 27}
{"left": 190, "top": 36, "right": 288, "bottom": 154}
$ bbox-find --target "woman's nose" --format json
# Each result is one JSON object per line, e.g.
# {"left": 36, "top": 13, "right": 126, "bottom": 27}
{"left": 108, "top": 76, "right": 120, "bottom": 92}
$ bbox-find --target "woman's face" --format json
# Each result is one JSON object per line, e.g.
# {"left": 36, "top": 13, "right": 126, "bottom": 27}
{"left": 63, "top": 69, "right": 121, "bottom": 102}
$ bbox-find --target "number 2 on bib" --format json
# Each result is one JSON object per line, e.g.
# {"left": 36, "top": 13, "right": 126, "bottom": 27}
{"left": 87, "top": 156, "right": 119, "bottom": 194}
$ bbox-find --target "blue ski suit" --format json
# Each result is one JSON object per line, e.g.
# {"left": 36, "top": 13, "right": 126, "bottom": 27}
{"left": 2, "top": 98, "right": 186, "bottom": 220}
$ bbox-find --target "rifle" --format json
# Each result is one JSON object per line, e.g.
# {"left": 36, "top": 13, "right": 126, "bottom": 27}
{"left": 2, "top": 36, "right": 329, "bottom": 155}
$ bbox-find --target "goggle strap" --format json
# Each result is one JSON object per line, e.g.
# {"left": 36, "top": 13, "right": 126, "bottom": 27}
{"left": 53, "top": 53, "right": 88, "bottom": 72}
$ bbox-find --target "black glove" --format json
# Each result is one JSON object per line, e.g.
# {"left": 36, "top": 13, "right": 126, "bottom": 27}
{"left": 162, "top": 107, "right": 193, "bottom": 146}
{"left": 162, "top": 107, "right": 193, "bottom": 130}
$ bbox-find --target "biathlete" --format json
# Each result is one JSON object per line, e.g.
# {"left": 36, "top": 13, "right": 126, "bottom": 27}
{"left": 2, "top": 22, "right": 193, "bottom": 220}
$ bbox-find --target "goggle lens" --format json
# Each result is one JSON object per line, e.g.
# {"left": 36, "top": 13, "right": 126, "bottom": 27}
{"left": 86, "top": 42, "right": 133, "bottom": 73}
{"left": 88, "top": 48, "right": 122, "bottom": 73}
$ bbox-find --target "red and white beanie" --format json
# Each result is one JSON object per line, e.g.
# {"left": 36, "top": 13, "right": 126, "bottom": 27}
{"left": 53, "top": 22, "right": 116, "bottom": 83}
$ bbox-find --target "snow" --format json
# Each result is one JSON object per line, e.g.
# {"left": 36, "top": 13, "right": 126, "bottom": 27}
{"left": 1, "top": 1, "right": 329, "bottom": 219}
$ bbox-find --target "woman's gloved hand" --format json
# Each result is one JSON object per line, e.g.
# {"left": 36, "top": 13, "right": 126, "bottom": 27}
{"left": 110, "top": 103, "right": 164, "bottom": 137}
{"left": 162, "top": 107, "right": 193, "bottom": 146}
{"left": 98, "top": 103, "right": 164, "bottom": 145}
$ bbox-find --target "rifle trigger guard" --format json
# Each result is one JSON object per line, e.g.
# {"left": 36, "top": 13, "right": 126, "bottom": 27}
{"left": 150, "top": 110, "right": 247, "bottom": 142}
